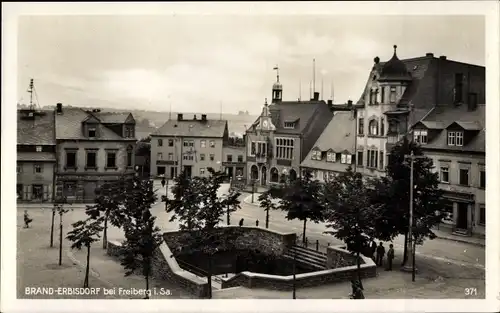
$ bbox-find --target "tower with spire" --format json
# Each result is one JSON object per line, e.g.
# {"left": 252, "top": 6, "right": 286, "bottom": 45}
{"left": 272, "top": 65, "right": 283, "bottom": 103}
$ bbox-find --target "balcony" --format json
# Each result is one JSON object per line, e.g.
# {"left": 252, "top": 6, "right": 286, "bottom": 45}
{"left": 255, "top": 154, "right": 268, "bottom": 164}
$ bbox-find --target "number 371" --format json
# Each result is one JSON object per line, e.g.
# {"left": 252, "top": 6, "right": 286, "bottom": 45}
{"left": 465, "top": 288, "right": 477, "bottom": 296}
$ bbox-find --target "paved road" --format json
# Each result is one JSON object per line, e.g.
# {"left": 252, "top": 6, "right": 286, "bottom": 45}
{"left": 42, "top": 180, "right": 485, "bottom": 269}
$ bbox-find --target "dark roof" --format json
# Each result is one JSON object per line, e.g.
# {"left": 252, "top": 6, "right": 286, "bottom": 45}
{"left": 55, "top": 107, "right": 132, "bottom": 140}
{"left": 301, "top": 111, "right": 356, "bottom": 171}
{"left": 152, "top": 119, "right": 227, "bottom": 138}
{"left": 94, "top": 112, "right": 133, "bottom": 124}
{"left": 265, "top": 100, "right": 331, "bottom": 134}
{"left": 17, "top": 152, "right": 56, "bottom": 162}
{"left": 17, "top": 110, "right": 56, "bottom": 145}
{"left": 414, "top": 104, "right": 485, "bottom": 153}
{"left": 379, "top": 45, "right": 412, "bottom": 82}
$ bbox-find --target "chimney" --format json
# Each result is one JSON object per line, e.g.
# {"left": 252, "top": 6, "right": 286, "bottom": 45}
{"left": 347, "top": 100, "right": 353, "bottom": 107}
{"left": 56, "top": 103, "right": 63, "bottom": 114}
{"left": 177, "top": 113, "right": 183, "bottom": 121}
{"left": 327, "top": 99, "right": 332, "bottom": 105}
{"left": 313, "top": 92, "right": 320, "bottom": 101}
{"left": 201, "top": 114, "right": 207, "bottom": 121}
{"left": 426, "top": 53, "right": 434, "bottom": 57}
{"left": 193, "top": 114, "right": 197, "bottom": 120}
{"left": 439, "top": 55, "right": 447, "bottom": 60}
{"left": 374, "top": 56, "right": 380, "bottom": 64}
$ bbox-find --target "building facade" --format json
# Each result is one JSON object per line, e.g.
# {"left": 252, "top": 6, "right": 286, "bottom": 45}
{"left": 222, "top": 144, "right": 246, "bottom": 182}
{"left": 150, "top": 114, "right": 229, "bottom": 179}
{"left": 245, "top": 72, "right": 333, "bottom": 186}
{"left": 17, "top": 109, "right": 56, "bottom": 202}
{"left": 354, "top": 46, "right": 485, "bottom": 179}
{"left": 54, "top": 104, "right": 137, "bottom": 203}
{"left": 300, "top": 111, "right": 356, "bottom": 182}
{"left": 412, "top": 104, "right": 485, "bottom": 237}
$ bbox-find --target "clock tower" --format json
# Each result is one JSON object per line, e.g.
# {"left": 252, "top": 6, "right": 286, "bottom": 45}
{"left": 256, "top": 98, "right": 275, "bottom": 133}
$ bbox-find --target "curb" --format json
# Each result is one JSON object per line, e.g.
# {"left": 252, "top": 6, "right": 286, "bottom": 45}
{"left": 66, "top": 249, "right": 114, "bottom": 288}
{"left": 434, "top": 235, "right": 485, "bottom": 248}
{"left": 243, "top": 194, "right": 261, "bottom": 206}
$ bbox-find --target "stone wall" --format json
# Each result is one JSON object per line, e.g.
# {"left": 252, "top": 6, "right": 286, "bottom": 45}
{"left": 326, "top": 245, "right": 358, "bottom": 269}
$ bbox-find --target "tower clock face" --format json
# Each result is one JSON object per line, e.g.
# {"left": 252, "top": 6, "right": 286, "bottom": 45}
{"left": 262, "top": 120, "right": 268, "bottom": 127}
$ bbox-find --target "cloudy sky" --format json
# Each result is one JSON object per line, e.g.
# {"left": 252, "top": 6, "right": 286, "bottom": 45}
{"left": 17, "top": 14, "right": 484, "bottom": 115}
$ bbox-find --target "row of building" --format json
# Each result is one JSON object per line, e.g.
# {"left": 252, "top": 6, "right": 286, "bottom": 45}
{"left": 149, "top": 46, "right": 485, "bottom": 238}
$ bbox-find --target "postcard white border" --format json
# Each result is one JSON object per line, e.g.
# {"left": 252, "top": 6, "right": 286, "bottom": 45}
{"left": 2, "top": 1, "right": 499, "bottom": 313}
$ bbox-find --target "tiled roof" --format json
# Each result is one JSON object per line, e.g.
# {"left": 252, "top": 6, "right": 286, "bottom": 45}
{"left": 267, "top": 100, "right": 330, "bottom": 134}
{"left": 17, "top": 152, "right": 56, "bottom": 162}
{"left": 94, "top": 112, "right": 132, "bottom": 124}
{"left": 300, "top": 111, "right": 356, "bottom": 172}
{"left": 55, "top": 107, "right": 131, "bottom": 140}
{"left": 17, "top": 110, "right": 56, "bottom": 145}
{"left": 419, "top": 121, "right": 446, "bottom": 129}
{"left": 152, "top": 119, "right": 227, "bottom": 138}
{"left": 415, "top": 104, "right": 485, "bottom": 153}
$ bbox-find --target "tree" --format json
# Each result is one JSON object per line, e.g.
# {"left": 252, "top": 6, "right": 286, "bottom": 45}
{"left": 375, "top": 137, "right": 447, "bottom": 265}
{"left": 323, "top": 166, "right": 379, "bottom": 287}
{"left": 119, "top": 176, "right": 162, "bottom": 299}
{"left": 258, "top": 185, "right": 281, "bottom": 229}
{"left": 55, "top": 203, "right": 70, "bottom": 266}
{"left": 274, "top": 169, "right": 324, "bottom": 244}
{"left": 50, "top": 196, "right": 67, "bottom": 248}
{"left": 67, "top": 217, "right": 104, "bottom": 287}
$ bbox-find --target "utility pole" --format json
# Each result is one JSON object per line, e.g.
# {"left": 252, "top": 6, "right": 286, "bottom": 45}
{"left": 402, "top": 151, "right": 426, "bottom": 281}
{"left": 292, "top": 246, "right": 297, "bottom": 299}
{"left": 351, "top": 104, "right": 358, "bottom": 172}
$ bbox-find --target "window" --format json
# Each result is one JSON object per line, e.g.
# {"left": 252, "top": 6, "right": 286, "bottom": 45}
{"left": 454, "top": 73, "right": 463, "bottom": 103}
{"left": 312, "top": 150, "right": 322, "bottom": 161}
{"left": 414, "top": 130, "right": 428, "bottom": 144}
{"left": 157, "top": 166, "right": 166, "bottom": 175}
{"left": 183, "top": 140, "right": 194, "bottom": 147}
{"left": 168, "top": 139, "right": 174, "bottom": 147}
{"left": 440, "top": 166, "right": 449, "bottom": 183}
{"left": 251, "top": 142, "right": 256, "bottom": 155}
{"left": 36, "top": 146, "right": 42, "bottom": 152}
{"left": 367, "top": 150, "right": 378, "bottom": 168}
{"left": 227, "top": 154, "right": 233, "bottom": 162}
{"left": 357, "top": 151, "right": 363, "bottom": 166}
{"left": 86, "top": 151, "right": 97, "bottom": 168}
{"left": 275, "top": 138, "right": 294, "bottom": 159}
{"left": 66, "top": 151, "right": 77, "bottom": 168}
{"left": 209, "top": 140, "right": 215, "bottom": 148}
{"left": 340, "top": 153, "right": 352, "bottom": 164}
{"left": 127, "top": 150, "right": 133, "bottom": 167}
{"left": 237, "top": 155, "right": 243, "bottom": 162}
{"left": 459, "top": 168, "right": 469, "bottom": 186}
{"left": 380, "top": 118, "right": 385, "bottom": 136}
{"left": 106, "top": 151, "right": 117, "bottom": 168}
{"left": 158, "top": 139, "right": 163, "bottom": 147}
{"left": 200, "top": 168, "right": 206, "bottom": 175}
{"left": 479, "top": 206, "right": 485, "bottom": 225}
{"left": 447, "top": 132, "right": 456, "bottom": 146}
{"left": 88, "top": 127, "right": 96, "bottom": 138}
{"left": 201, "top": 140, "right": 206, "bottom": 148}
{"left": 369, "top": 119, "right": 379, "bottom": 136}
{"left": 358, "top": 118, "right": 364, "bottom": 135}
{"left": 209, "top": 154, "right": 215, "bottom": 161}
{"left": 256, "top": 142, "right": 267, "bottom": 156}
{"left": 480, "top": 170, "right": 485, "bottom": 188}
{"left": 456, "top": 132, "right": 463, "bottom": 146}
{"left": 183, "top": 154, "right": 194, "bottom": 161}
{"left": 200, "top": 154, "right": 205, "bottom": 161}
{"left": 125, "top": 126, "right": 134, "bottom": 138}
{"left": 390, "top": 86, "right": 396, "bottom": 103}
{"left": 34, "top": 164, "right": 43, "bottom": 173}
{"left": 379, "top": 151, "right": 384, "bottom": 169}
{"left": 17, "top": 164, "right": 22, "bottom": 174}
{"left": 168, "top": 153, "right": 174, "bottom": 161}
{"left": 448, "top": 131, "right": 463, "bottom": 146}
{"left": 284, "top": 122, "right": 295, "bottom": 129}
{"left": 381, "top": 87, "right": 385, "bottom": 104}
{"left": 388, "top": 120, "right": 398, "bottom": 134}
{"left": 326, "top": 152, "right": 335, "bottom": 162}
{"left": 157, "top": 153, "right": 163, "bottom": 160}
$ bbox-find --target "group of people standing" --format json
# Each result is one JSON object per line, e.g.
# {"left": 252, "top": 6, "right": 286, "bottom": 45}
{"left": 369, "top": 239, "right": 395, "bottom": 271}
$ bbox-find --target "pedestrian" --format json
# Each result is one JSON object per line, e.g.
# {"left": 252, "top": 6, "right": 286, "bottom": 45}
{"left": 369, "top": 238, "right": 377, "bottom": 261}
{"left": 24, "top": 210, "right": 33, "bottom": 228}
{"left": 349, "top": 279, "right": 365, "bottom": 299}
{"left": 239, "top": 218, "right": 244, "bottom": 227}
{"left": 161, "top": 177, "right": 166, "bottom": 188}
{"left": 376, "top": 242, "right": 385, "bottom": 267}
{"left": 386, "top": 244, "right": 395, "bottom": 271}
{"left": 255, "top": 220, "right": 259, "bottom": 227}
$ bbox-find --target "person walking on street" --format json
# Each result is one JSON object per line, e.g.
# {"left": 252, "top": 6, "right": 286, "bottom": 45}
{"left": 255, "top": 220, "right": 259, "bottom": 227}
{"left": 161, "top": 177, "right": 166, "bottom": 188}
{"left": 376, "top": 242, "right": 385, "bottom": 267}
{"left": 24, "top": 210, "right": 33, "bottom": 228}
{"left": 239, "top": 218, "right": 244, "bottom": 227}
{"left": 386, "top": 244, "right": 395, "bottom": 271}
{"left": 369, "top": 238, "right": 377, "bottom": 261}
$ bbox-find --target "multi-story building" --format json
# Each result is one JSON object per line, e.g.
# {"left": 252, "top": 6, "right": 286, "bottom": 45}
{"left": 300, "top": 111, "right": 356, "bottom": 182}
{"left": 222, "top": 144, "right": 246, "bottom": 182}
{"left": 245, "top": 72, "right": 333, "bottom": 186}
{"left": 150, "top": 113, "right": 229, "bottom": 178}
{"left": 353, "top": 45, "right": 485, "bottom": 178}
{"left": 17, "top": 109, "right": 56, "bottom": 202}
{"left": 411, "top": 103, "right": 485, "bottom": 237}
{"left": 54, "top": 103, "right": 137, "bottom": 202}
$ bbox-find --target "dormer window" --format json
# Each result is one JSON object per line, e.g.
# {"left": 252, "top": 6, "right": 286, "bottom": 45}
{"left": 124, "top": 126, "right": 135, "bottom": 138}
{"left": 36, "top": 146, "right": 42, "bottom": 152}
{"left": 390, "top": 86, "right": 396, "bottom": 103}
{"left": 414, "top": 130, "right": 428, "bottom": 144}
{"left": 447, "top": 131, "right": 463, "bottom": 146}
{"left": 326, "top": 152, "right": 336, "bottom": 162}
{"left": 340, "top": 153, "right": 352, "bottom": 164}
{"left": 311, "top": 150, "right": 322, "bottom": 161}
{"left": 284, "top": 121, "right": 295, "bottom": 129}
{"left": 88, "top": 127, "right": 96, "bottom": 138}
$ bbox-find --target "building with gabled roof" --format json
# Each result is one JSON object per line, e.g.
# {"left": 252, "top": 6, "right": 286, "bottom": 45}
{"left": 54, "top": 103, "right": 137, "bottom": 203}
{"left": 150, "top": 113, "right": 229, "bottom": 179}
{"left": 300, "top": 111, "right": 356, "bottom": 182}
{"left": 245, "top": 69, "right": 333, "bottom": 186}
{"left": 17, "top": 109, "right": 57, "bottom": 202}
{"left": 411, "top": 103, "right": 485, "bottom": 238}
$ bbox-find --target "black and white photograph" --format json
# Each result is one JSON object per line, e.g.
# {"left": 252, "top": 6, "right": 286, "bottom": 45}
{"left": 2, "top": 2, "right": 499, "bottom": 313}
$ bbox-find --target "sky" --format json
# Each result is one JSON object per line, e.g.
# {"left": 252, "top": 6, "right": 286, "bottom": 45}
{"left": 17, "top": 15, "right": 485, "bottom": 115}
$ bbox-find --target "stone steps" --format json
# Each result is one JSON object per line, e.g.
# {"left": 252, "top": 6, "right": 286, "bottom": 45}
{"left": 283, "top": 245, "right": 327, "bottom": 270}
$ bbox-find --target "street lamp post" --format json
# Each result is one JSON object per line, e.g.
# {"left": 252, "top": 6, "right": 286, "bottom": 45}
{"left": 292, "top": 245, "right": 297, "bottom": 299}
{"left": 402, "top": 151, "right": 426, "bottom": 281}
